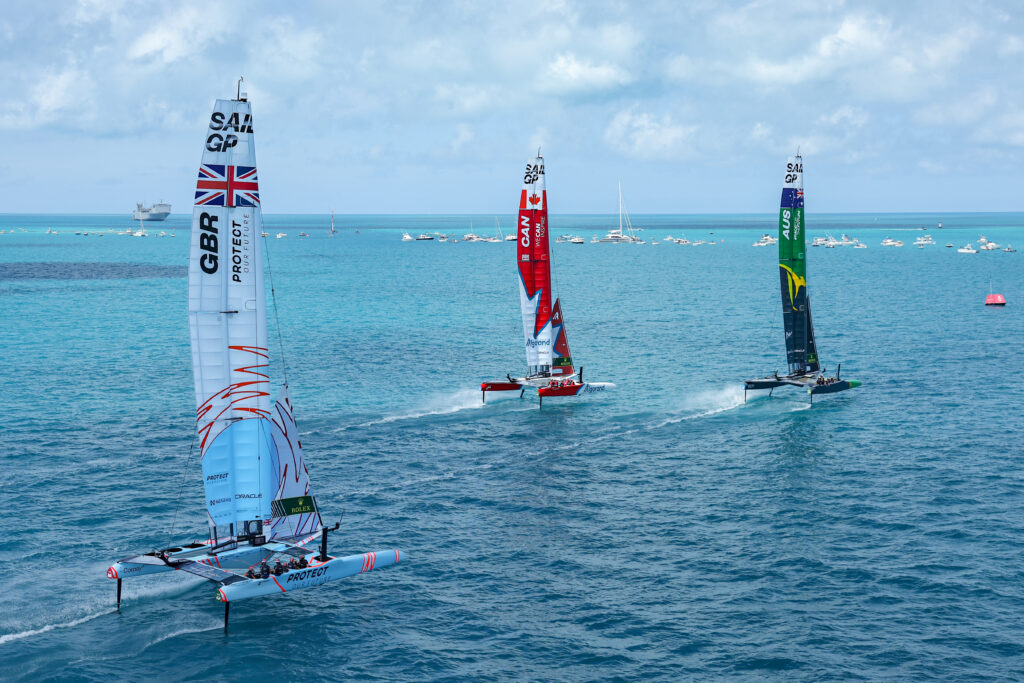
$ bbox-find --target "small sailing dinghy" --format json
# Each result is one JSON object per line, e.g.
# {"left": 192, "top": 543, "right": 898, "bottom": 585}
{"left": 108, "top": 81, "right": 403, "bottom": 629}
{"left": 481, "top": 151, "right": 614, "bottom": 407}
{"left": 744, "top": 153, "right": 860, "bottom": 404}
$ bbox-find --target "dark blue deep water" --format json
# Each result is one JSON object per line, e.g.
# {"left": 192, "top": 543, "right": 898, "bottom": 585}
{"left": 1, "top": 213, "right": 1023, "bottom": 680}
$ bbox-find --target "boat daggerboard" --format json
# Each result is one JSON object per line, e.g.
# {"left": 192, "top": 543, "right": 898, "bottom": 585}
{"left": 551, "top": 298, "right": 574, "bottom": 376}
{"left": 778, "top": 155, "right": 820, "bottom": 374}
{"left": 189, "top": 95, "right": 320, "bottom": 541}
{"left": 517, "top": 154, "right": 553, "bottom": 373}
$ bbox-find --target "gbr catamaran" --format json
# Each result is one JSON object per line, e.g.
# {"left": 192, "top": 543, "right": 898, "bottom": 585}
{"left": 107, "top": 81, "right": 403, "bottom": 629}
{"left": 744, "top": 153, "right": 861, "bottom": 403}
{"left": 481, "top": 151, "right": 614, "bottom": 407}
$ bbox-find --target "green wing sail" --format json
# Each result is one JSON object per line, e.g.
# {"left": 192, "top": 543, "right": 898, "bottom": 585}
{"left": 778, "top": 155, "right": 820, "bottom": 374}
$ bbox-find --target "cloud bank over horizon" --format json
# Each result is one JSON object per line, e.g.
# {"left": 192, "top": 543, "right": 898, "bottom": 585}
{"left": 2, "top": 0, "right": 1024, "bottom": 213}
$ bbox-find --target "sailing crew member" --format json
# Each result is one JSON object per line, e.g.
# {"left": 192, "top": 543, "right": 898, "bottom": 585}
{"left": 299, "top": 556, "right": 309, "bottom": 568}
{"left": 273, "top": 560, "right": 285, "bottom": 576}
{"left": 258, "top": 560, "right": 270, "bottom": 579}
{"left": 245, "top": 567, "right": 256, "bottom": 579}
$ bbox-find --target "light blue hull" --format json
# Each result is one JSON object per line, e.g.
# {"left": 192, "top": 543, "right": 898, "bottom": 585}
{"left": 218, "top": 549, "right": 404, "bottom": 602}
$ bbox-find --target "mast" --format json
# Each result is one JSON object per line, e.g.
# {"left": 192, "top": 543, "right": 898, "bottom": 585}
{"left": 777, "top": 153, "right": 819, "bottom": 375}
{"left": 618, "top": 181, "right": 623, "bottom": 237}
{"left": 516, "top": 151, "right": 553, "bottom": 376}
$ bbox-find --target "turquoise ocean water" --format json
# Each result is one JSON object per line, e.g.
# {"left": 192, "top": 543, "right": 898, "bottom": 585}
{"left": 1, "top": 212, "right": 1023, "bottom": 679}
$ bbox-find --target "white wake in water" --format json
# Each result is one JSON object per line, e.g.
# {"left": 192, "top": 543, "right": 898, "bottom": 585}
{"left": 653, "top": 385, "right": 747, "bottom": 428}
{"left": 0, "top": 609, "right": 106, "bottom": 646}
{"left": 0, "top": 572, "right": 203, "bottom": 647}
{"left": 339, "top": 388, "right": 491, "bottom": 431}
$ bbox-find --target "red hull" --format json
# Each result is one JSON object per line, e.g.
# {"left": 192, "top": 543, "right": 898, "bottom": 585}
{"left": 537, "top": 383, "right": 583, "bottom": 397}
{"left": 481, "top": 382, "right": 522, "bottom": 392}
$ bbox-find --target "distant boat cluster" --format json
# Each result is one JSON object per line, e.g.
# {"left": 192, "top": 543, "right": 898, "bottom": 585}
{"left": 34, "top": 227, "right": 177, "bottom": 237}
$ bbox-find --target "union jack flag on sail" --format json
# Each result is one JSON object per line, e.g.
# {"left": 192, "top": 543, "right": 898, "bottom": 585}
{"left": 195, "top": 164, "right": 260, "bottom": 207}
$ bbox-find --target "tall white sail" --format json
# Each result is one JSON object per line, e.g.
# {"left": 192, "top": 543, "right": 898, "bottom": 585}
{"left": 189, "top": 92, "right": 319, "bottom": 539}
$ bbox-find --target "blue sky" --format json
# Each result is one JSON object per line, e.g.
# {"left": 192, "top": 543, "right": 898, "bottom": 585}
{"left": 3, "top": 0, "right": 1024, "bottom": 213}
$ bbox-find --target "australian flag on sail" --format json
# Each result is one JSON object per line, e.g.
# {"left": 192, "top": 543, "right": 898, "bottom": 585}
{"left": 195, "top": 164, "right": 260, "bottom": 207}
{"left": 780, "top": 187, "right": 804, "bottom": 208}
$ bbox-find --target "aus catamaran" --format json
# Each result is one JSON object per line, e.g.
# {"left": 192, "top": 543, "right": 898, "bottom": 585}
{"left": 744, "top": 153, "right": 860, "bottom": 403}
{"left": 481, "top": 151, "right": 614, "bottom": 407}
{"left": 107, "top": 81, "right": 403, "bottom": 629}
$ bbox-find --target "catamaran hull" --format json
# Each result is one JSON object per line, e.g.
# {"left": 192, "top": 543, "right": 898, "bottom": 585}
{"left": 217, "top": 549, "right": 404, "bottom": 602}
{"left": 809, "top": 379, "right": 861, "bottom": 395}
{"left": 744, "top": 379, "right": 792, "bottom": 391}
{"left": 481, "top": 382, "right": 522, "bottom": 392}
{"left": 537, "top": 381, "right": 614, "bottom": 398}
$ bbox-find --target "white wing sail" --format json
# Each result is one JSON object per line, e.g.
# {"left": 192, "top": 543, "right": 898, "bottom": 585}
{"left": 189, "top": 95, "right": 276, "bottom": 533}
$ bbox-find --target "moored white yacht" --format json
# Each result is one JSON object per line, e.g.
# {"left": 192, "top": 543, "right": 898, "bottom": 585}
{"left": 957, "top": 243, "right": 978, "bottom": 253}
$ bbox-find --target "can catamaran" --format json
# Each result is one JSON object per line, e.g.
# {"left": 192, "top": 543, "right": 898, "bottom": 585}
{"left": 107, "top": 81, "right": 403, "bottom": 629}
{"left": 744, "top": 153, "right": 861, "bottom": 403}
{"left": 481, "top": 151, "right": 614, "bottom": 407}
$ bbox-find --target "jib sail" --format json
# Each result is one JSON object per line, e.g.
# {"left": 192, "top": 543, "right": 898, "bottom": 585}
{"left": 550, "top": 298, "right": 574, "bottom": 376}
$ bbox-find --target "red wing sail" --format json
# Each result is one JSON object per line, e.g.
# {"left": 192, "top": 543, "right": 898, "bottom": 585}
{"left": 516, "top": 155, "right": 553, "bottom": 372}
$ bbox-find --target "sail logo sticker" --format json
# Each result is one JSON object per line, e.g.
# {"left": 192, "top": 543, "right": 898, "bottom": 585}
{"left": 198, "top": 213, "right": 219, "bottom": 274}
{"left": 520, "top": 215, "right": 531, "bottom": 247}
{"left": 230, "top": 218, "right": 251, "bottom": 283}
{"left": 206, "top": 111, "right": 253, "bottom": 152}
{"left": 529, "top": 193, "right": 541, "bottom": 205}
{"left": 781, "top": 209, "right": 791, "bottom": 239}
{"left": 285, "top": 566, "right": 329, "bottom": 583}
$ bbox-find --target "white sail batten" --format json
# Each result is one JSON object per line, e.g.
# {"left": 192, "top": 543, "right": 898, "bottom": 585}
{"left": 189, "top": 96, "right": 282, "bottom": 532}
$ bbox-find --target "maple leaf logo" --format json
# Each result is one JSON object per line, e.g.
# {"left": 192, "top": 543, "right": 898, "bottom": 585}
{"left": 529, "top": 193, "right": 541, "bottom": 205}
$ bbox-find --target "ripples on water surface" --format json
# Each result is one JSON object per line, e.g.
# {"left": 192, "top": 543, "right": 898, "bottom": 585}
{"left": 1, "top": 213, "right": 1023, "bottom": 680}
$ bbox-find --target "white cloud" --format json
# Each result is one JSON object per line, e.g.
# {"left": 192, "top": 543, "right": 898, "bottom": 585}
{"left": 450, "top": 123, "right": 473, "bottom": 153}
{"left": 750, "top": 122, "right": 773, "bottom": 141}
{"left": 605, "top": 106, "right": 695, "bottom": 159}
{"left": 127, "top": 6, "right": 224, "bottom": 64}
{"left": 541, "top": 53, "right": 632, "bottom": 94}
{"left": 434, "top": 83, "right": 495, "bottom": 115}
{"left": 918, "top": 160, "right": 948, "bottom": 174}
{"left": 819, "top": 106, "right": 868, "bottom": 128}
{"left": 915, "top": 88, "right": 997, "bottom": 126}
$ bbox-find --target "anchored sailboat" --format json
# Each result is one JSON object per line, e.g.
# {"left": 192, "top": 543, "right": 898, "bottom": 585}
{"left": 481, "top": 151, "right": 614, "bottom": 407}
{"left": 744, "top": 153, "right": 860, "bottom": 403}
{"left": 107, "top": 81, "right": 403, "bottom": 629}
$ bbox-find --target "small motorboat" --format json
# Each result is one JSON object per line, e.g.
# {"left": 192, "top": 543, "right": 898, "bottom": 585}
{"left": 401, "top": 232, "right": 414, "bottom": 241}
{"left": 957, "top": 243, "right": 977, "bottom": 254}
